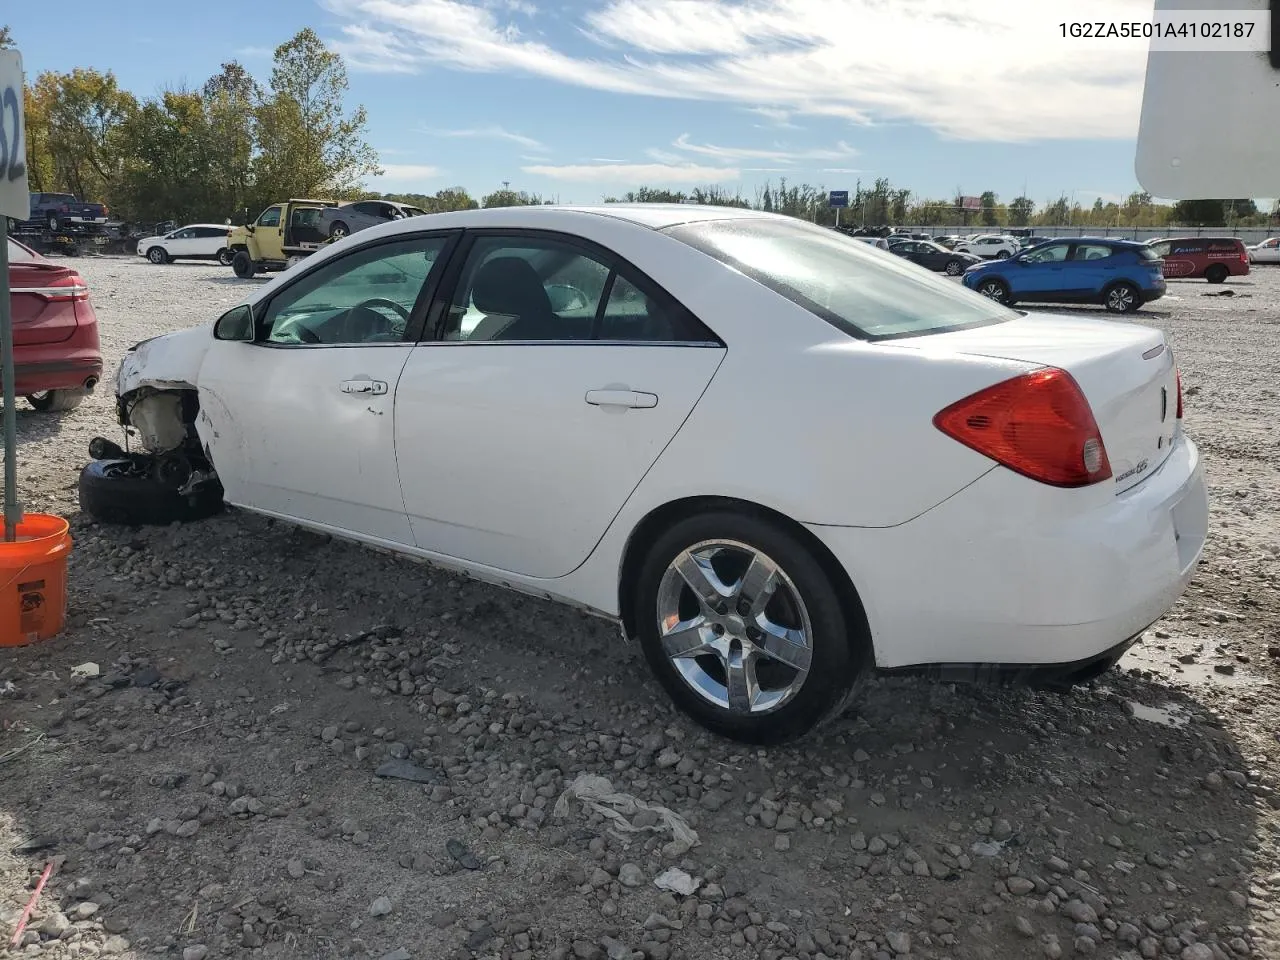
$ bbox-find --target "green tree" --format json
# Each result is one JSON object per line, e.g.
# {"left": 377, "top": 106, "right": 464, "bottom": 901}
{"left": 481, "top": 188, "right": 548, "bottom": 207}
{"left": 1008, "top": 195, "right": 1034, "bottom": 226}
{"left": 254, "top": 28, "right": 381, "bottom": 205}
{"left": 0, "top": 25, "right": 14, "bottom": 48}
{"left": 605, "top": 187, "right": 686, "bottom": 203}
{"left": 202, "top": 62, "right": 260, "bottom": 221}
{"left": 980, "top": 190, "right": 999, "bottom": 227}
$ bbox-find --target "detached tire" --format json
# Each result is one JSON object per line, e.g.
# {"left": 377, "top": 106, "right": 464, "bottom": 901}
{"left": 78, "top": 459, "right": 224, "bottom": 526}
{"left": 231, "top": 251, "right": 255, "bottom": 278}
{"left": 635, "top": 510, "right": 869, "bottom": 745}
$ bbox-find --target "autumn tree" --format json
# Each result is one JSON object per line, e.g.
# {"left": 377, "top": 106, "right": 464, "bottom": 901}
{"left": 1008, "top": 196, "right": 1034, "bottom": 226}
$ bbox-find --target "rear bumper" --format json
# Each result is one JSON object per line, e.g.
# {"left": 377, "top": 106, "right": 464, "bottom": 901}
{"left": 806, "top": 431, "right": 1208, "bottom": 669}
{"left": 12, "top": 355, "right": 103, "bottom": 395}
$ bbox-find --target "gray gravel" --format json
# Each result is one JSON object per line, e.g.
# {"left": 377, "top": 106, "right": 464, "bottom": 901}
{"left": 1, "top": 255, "right": 1279, "bottom": 959}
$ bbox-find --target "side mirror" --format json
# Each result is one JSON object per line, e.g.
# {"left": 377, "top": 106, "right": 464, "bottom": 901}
{"left": 214, "top": 304, "right": 254, "bottom": 342}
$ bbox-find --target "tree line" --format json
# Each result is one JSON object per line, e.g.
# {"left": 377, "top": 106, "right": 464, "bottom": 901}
{"left": 3, "top": 24, "right": 1273, "bottom": 230}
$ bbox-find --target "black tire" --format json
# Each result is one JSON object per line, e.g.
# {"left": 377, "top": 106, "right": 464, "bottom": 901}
{"left": 78, "top": 459, "right": 225, "bottom": 526}
{"left": 944, "top": 259, "right": 964, "bottom": 276}
{"left": 26, "top": 389, "right": 85, "bottom": 412}
{"left": 329, "top": 221, "right": 349, "bottom": 239}
{"left": 1205, "top": 264, "right": 1228, "bottom": 284}
{"left": 995, "top": 249, "right": 1011, "bottom": 259}
{"left": 216, "top": 247, "right": 234, "bottom": 266}
{"left": 146, "top": 246, "right": 168, "bottom": 264}
{"left": 976, "top": 278, "right": 1011, "bottom": 304}
{"left": 1103, "top": 281, "right": 1142, "bottom": 314}
{"left": 231, "top": 251, "right": 256, "bottom": 278}
{"left": 46, "top": 213, "right": 59, "bottom": 231}
{"left": 635, "top": 510, "right": 869, "bottom": 745}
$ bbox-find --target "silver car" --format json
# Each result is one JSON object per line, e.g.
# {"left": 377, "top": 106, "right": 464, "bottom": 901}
{"left": 316, "top": 200, "right": 427, "bottom": 240}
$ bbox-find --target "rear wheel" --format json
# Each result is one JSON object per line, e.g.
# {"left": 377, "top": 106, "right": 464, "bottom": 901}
{"left": 976, "top": 278, "right": 1010, "bottom": 304}
{"left": 995, "top": 249, "right": 1011, "bottom": 259}
{"left": 635, "top": 510, "right": 868, "bottom": 744}
{"left": 945, "top": 259, "right": 964, "bottom": 276}
{"left": 146, "top": 246, "right": 169, "bottom": 264}
{"left": 329, "top": 221, "right": 350, "bottom": 239}
{"left": 1205, "top": 264, "right": 1228, "bottom": 284}
{"left": 46, "top": 213, "right": 59, "bottom": 231}
{"left": 231, "top": 251, "right": 256, "bottom": 278}
{"left": 1103, "top": 282, "right": 1142, "bottom": 314}
{"left": 216, "top": 247, "right": 234, "bottom": 266}
{"left": 26, "top": 390, "right": 86, "bottom": 412}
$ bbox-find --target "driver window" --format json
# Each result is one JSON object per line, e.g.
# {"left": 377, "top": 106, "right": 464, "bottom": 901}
{"left": 1025, "top": 243, "right": 1070, "bottom": 263}
{"left": 256, "top": 206, "right": 282, "bottom": 228}
{"left": 256, "top": 237, "right": 449, "bottom": 346}
{"left": 443, "top": 236, "right": 611, "bottom": 342}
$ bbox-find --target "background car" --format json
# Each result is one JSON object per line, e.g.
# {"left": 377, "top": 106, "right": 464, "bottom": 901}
{"left": 1248, "top": 237, "right": 1280, "bottom": 264}
{"left": 887, "top": 238, "right": 981, "bottom": 275}
{"left": 84, "top": 206, "right": 1205, "bottom": 745}
{"left": 25, "top": 192, "right": 109, "bottom": 231}
{"left": 136, "top": 224, "right": 234, "bottom": 265}
{"left": 954, "top": 234, "right": 1019, "bottom": 259}
{"left": 962, "top": 237, "right": 1166, "bottom": 313}
{"left": 853, "top": 236, "right": 892, "bottom": 250}
{"left": 1018, "top": 235, "right": 1053, "bottom": 249}
{"left": 317, "top": 200, "right": 426, "bottom": 240}
{"left": 6, "top": 235, "right": 103, "bottom": 411}
{"left": 1146, "top": 237, "right": 1250, "bottom": 283}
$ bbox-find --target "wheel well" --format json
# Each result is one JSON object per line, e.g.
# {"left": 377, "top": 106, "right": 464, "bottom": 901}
{"left": 230, "top": 244, "right": 249, "bottom": 254}
{"left": 617, "top": 495, "right": 872, "bottom": 653}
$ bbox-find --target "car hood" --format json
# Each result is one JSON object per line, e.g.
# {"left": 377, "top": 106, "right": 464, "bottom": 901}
{"left": 137, "top": 236, "right": 164, "bottom": 246}
{"left": 117, "top": 322, "right": 215, "bottom": 396}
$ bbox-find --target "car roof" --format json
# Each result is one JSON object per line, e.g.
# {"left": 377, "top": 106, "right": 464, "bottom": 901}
{"left": 364, "top": 203, "right": 794, "bottom": 234}
{"left": 179, "top": 223, "right": 229, "bottom": 230}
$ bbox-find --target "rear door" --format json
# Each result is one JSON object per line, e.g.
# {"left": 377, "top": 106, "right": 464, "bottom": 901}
{"left": 1062, "top": 242, "right": 1117, "bottom": 295}
{"left": 393, "top": 230, "right": 726, "bottom": 579}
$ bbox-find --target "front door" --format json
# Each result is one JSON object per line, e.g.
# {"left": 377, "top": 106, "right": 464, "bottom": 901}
{"left": 197, "top": 232, "right": 458, "bottom": 543}
{"left": 394, "top": 231, "right": 726, "bottom": 579}
{"left": 1016, "top": 241, "right": 1071, "bottom": 296}
{"left": 252, "top": 205, "right": 286, "bottom": 260}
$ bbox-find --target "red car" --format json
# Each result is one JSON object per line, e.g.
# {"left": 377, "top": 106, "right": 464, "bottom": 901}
{"left": 7, "top": 236, "right": 103, "bottom": 411}
{"left": 1147, "top": 236, "right": 1251, "bottom": 284}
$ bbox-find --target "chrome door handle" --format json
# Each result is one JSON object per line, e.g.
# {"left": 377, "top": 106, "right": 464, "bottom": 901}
{"left": 339, "top": 379, "right": 388, "bottom": 396}
{"left": 585, "top": 389, "right": 658, "bottom": 409}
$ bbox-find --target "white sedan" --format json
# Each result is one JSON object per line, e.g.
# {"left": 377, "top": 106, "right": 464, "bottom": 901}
{"left": 1249, "top": 237, "right": 1280, "bottom": 263}
{"left": 137, "top": 224, "right": 234, "bottom": 265}
{"left": 82, "top": 205, "right": 1208, "bottom": 744}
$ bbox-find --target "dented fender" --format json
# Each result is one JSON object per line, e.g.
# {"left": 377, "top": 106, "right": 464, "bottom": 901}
{"left": 116, "top": 322, "right": 216, "bottom": 397}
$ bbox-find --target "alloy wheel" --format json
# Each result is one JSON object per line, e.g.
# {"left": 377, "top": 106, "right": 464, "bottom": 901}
{"left": 655, "top": 539, "right": 813, "bottom": 715}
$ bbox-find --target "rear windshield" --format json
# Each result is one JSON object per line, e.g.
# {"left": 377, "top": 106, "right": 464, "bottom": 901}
{"left": 661, "top": 217, "right": 1014, "bottom": 340}
{"left": 1135, "top": 245, "right": 1161, "bottom": 262}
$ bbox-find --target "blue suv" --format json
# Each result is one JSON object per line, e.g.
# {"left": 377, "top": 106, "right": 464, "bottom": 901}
{"left": 962, "top": 238, "right": 1166, "bottom": 313}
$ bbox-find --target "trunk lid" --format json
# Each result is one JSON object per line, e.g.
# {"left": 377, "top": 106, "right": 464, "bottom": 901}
{"left": 8, "top": 261, "right": 89, "bottom": 346}
{"left": 904, "top": 314, "right": 1178, "bottom": 494}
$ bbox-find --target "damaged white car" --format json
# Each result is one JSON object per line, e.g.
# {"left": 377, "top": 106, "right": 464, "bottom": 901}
{"left": 82, "top": 204, "right": 1208, "bottom": 744}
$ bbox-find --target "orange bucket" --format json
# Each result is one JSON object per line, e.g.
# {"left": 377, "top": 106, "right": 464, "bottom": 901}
{"left": 0, "top": 514, "right": 72, "bottom": 646}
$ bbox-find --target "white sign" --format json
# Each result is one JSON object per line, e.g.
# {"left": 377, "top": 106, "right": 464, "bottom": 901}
{"left": 1135, "top": 0, "right": 1280, "bottom": 197}
{"left": 0, "top": 50, "right": 29, "bottom": 222}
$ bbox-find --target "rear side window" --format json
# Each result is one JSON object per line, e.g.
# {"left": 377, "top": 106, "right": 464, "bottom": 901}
{"left": 663, "top": 217, "right": 1014, "bottom": 341}
{"left": 1072, "top": 244, "right": 1114, "bottom": 261}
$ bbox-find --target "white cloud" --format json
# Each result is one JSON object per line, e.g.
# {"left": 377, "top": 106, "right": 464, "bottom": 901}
{"left": 671, "top": 133, "right": 857, "bottom": 164}
{"left": 324, "top": 0, "right": 1153, "bottom": 141}
{"left": 744, "top": 106, "right": 801, "bottom": 129}
{"left": 421, "top": 125, "right": 546, "bottom": 150}
{"left": 369, "top": 163, "right": 444, "bottom": 191}
{"left": 522, "top": 162, "right": 739, "bottom": 184}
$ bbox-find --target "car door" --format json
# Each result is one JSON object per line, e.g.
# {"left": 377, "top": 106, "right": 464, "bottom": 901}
{"left": 166, "top": 228, "right": 196, "bottom": 258}
{"left": 252, "top": 205, "right": 286, "bottom": 260}
{"left": 194, "top": 226, "right": 226, "bottom": 257}
{"left": 393, "top": 230, "right": 726, "bottom": 579}
{"left": 1259, "top": 238, "right": 1280, "bottom": 263}
{"left": 1062, "top": 243, "right": 1116, "bottom": 298}
{"left": 197, "top": 231, "right": 460, "bottom": 543}
{"left": 918, "top": 243, "right": 947, "bottom": 271}
{"left": 1011, "top": 242, "right": 1071, "bottom": 297}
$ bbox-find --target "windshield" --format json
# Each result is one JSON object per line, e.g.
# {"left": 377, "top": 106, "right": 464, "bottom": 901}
{"left": 662, "top": 217, "right": 1014, "bottom": 340}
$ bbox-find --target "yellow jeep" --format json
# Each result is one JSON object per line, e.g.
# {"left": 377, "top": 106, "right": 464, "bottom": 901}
{"left": 228, "top": 199, "right": 338, "bottom": 278}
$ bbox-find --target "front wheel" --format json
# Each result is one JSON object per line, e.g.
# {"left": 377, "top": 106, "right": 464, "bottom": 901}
{"left": 216, "top": 247, "right": 234, "bottom": 266}
{"left": 46, "top": 214, "right": 60, "bottom": 231}
{"left": 231, "top": 251, "right": 256, "bottom": 278}
{"left": 146, "top": 246, "right": 168, "bottom": 264}
{"left": 1103, "top": 282, "right": 1142, "bottom": 314}
{"left": 976, "top": 278, "right": 1010, "bottom": 304}
{"left": 945, "top": 259, "right": 964, "bottom": 276}
{"left": 26, "top": 390, "right": 86, "bottom": 412}
{"left": 635, "top": 511, "right": 867, "bottom": 744}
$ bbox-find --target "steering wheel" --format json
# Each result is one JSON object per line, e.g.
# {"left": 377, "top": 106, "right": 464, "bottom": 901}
{"left": 294, "top": 326, "right": 322, "bottom": 344}
{"left": 545, "top": 284, "right": 591, "bottom": 312}
{"left": 354, "top": 297, "right": 411, "bottom": 321}
{"left": 344, "top": 297, "right": 411, "bottom": 342}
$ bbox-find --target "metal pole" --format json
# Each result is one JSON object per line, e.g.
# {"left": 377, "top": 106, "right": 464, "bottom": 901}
{"left": 0, "top": 228, "right": 19, "bottom": 541}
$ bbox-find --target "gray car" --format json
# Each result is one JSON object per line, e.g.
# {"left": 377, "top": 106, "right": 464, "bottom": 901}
{"left": 316, "top": 200, "right": 427, "bottom": 240}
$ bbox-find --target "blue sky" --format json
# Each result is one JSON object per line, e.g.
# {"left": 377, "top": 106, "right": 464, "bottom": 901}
{"left": 6, "top": 0, "right": 1176, "bottom": 207}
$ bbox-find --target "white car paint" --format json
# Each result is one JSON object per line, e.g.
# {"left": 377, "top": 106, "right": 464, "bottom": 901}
{"left": 136, "top": 224, "right": 232, "bottom": 263}
{"left": 954, "top": 235, "right": 1019, "bottom": 259}
{"left": 115, "top": 204, "right": 1208, "bottom": 679}
{"left": 1249, "top": 237, "right": 1280, "bottom": 264}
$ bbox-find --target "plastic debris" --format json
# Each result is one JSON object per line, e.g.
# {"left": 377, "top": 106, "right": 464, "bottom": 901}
{"left": 654, "top": 866, "right": 701, "bottom": 896}
{"left": 553, "top": 773, "right": 699, "bottom": 849}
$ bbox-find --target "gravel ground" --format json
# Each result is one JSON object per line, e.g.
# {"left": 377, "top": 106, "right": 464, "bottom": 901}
{"left": 2, "top": 256, "right": 1279, "bottom": 960}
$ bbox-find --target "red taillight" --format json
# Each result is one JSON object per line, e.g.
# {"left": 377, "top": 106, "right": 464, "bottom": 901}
{"left": 27, "top": 273, "right": 90, "bottom": 302}
{"left": 1175, "top": 369, "right": 1183, "bottom": 419}
{"left": 1241, "top": 252, "right": 1249, "bottom": 264}
{"left": 933, "top": 368, "right": 1112, "bottom": 488}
